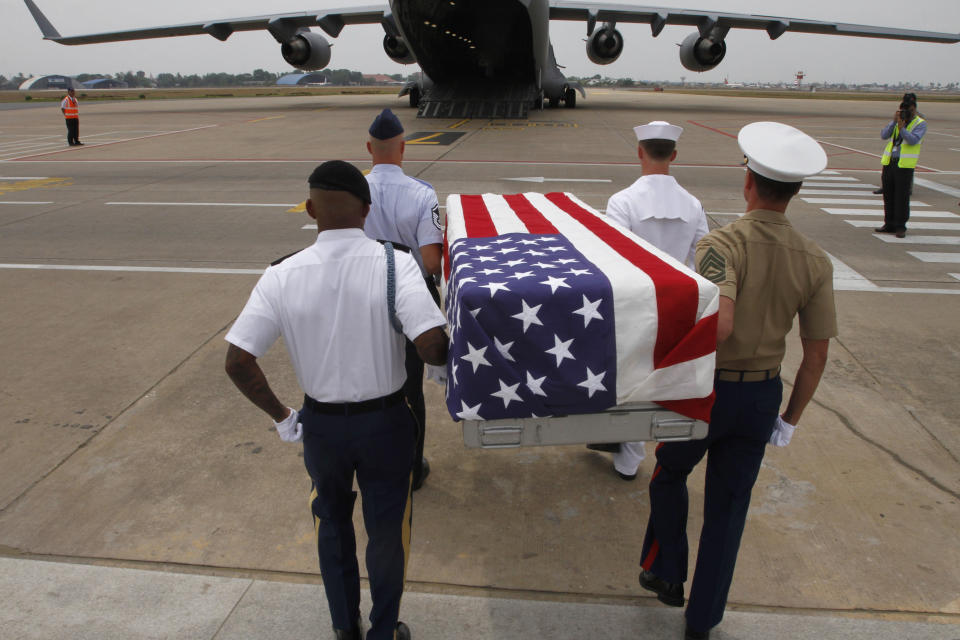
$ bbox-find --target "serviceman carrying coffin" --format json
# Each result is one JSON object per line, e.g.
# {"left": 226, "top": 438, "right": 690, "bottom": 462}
{"left": 225, "top": 160, "right": 448, "bottom": 640}
{"left": 637, "top": 122, "right": 838, "bottom": 640}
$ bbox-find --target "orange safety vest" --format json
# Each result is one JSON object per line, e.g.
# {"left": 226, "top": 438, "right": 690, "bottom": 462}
{"left": 61, "top": 95, "right": 79, "bottom": 119}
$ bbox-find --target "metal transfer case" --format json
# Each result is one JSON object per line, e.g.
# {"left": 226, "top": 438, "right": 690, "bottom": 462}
{"left": 462, "top": 402, "right": 708, "bottom": 449}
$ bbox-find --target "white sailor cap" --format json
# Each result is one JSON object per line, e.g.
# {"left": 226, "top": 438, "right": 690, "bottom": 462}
{"left": 634, "top": 120, "right": 683, "bottom": 142}
{"left": 738, "top": 121, "right": 827, "bottom": 183}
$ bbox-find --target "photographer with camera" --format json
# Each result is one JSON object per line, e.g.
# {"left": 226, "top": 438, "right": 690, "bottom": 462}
{"left": 876, "top": 93, "right": 926, "bottom": 238}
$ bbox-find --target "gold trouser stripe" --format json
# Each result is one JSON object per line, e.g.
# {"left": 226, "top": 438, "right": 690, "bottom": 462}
{"left": 310, "top": 485, "right": 320, "bottom": 539}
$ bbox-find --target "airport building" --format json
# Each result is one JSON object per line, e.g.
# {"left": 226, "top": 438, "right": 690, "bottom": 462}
{"left": 18, "top": 75, "right": 83, "bottom": 90}
{"left": 276, "top": 72, "right": 328, "bottom": 86}
{"left": 81, "top": 78, "right": 129, "bottom": 89}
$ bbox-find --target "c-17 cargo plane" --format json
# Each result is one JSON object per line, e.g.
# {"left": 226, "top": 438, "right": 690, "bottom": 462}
{"left": 23, "top": 0, "right": 959, "bottom": 118}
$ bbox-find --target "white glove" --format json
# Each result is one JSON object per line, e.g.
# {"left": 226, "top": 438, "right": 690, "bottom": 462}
{"left": 426, "top": 364, "right": 448, "bottom": 385}
{"left": 768, "top": 415, "right": 796, "bottom": 447}
{"left": 273, "top": 408, "right": 303, "bottom": 443}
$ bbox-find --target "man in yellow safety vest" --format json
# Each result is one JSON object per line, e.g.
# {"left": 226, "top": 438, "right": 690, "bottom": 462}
{"left": 877, "top": 94, "right": 925, "bottom": 238}
{"left": 60, "top": 87, "right": 82, "bottom": 147}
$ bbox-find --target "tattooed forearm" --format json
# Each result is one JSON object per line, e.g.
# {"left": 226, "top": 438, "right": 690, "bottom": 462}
{"left": 225, "top": 344, "right": 287, "bottom": 421}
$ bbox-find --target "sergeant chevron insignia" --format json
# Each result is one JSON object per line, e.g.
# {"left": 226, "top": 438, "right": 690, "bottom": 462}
{"left": 699, "top": 247, "right": 726, "bottom": 284}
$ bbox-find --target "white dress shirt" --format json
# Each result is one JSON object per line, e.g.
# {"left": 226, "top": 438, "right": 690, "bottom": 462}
{"left": 605, "top": 174, "right": 708, "bottom": 269}
{"left": 364, "top": 164, "right": 442, "bottom": 277}
{"left": 226, "top": 228, "right": 446, "bottom": 402}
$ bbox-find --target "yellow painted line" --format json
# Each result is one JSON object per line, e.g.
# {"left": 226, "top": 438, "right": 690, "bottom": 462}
{"left": 448, "top": 119, "right": 470, "bottom": 129}
{"left": 247, "top": 115, "right": 285, "bottom": 123}
{"left": 287, "top": 201, "right": 307, "bottom": 213}
{"left": 0, "top": 177, "right": 71, "bottom": 195}
{"left": 406, "top": 133, "right": 444, "bottom": 145}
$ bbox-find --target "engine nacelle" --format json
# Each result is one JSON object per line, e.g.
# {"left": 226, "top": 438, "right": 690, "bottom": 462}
{"left": 383, "top": 34, "right": 415, "bottom": 65}
{"left": 281, "top": 31, "right": 332, "bottom": 71}
{"left": 586, "top": 25, "right": 624, "bottom": 65}
{"left": 678, "top": 32, "right": 726, "bottom": 72}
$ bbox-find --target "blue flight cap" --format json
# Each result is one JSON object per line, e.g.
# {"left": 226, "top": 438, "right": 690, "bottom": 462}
{"left": 369, "top": 108, "right": 404, "bottom": 140}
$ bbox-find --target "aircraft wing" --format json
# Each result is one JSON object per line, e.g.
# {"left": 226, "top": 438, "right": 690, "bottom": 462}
{"left": 23, "top": 0, "right": 387, "bottom": 44}
{"left": 548, "top": 1, "right": 960, "bottom": 44}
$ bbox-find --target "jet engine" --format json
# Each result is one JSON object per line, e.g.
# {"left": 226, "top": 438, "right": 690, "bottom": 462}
{"left": 586, "top": 24, "right": 624, "bottom": 65}
{"left": 383, "top": 34, "right": 415, "bottom": 64}
{"left": 281, "top": 31, "right": 332, "bottom": 71}
{"left": 678, "top": 31, "right": 726, "bottom": 72}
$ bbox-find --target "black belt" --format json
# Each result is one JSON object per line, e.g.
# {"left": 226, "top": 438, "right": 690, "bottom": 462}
{"left": 715, "top": 367, "right": 781, "bottom": 383}
{"left": 303, "top": 389, "right": 404, "bottom": 416}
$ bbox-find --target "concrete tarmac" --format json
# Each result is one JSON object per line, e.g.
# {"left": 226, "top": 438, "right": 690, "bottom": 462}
{"left": 0, "top": 90, "right": 958, "bottom": 639}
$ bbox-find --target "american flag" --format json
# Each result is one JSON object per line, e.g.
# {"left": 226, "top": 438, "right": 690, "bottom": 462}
{"left": 443, "top": 192, "right": 718, "bottom": 423}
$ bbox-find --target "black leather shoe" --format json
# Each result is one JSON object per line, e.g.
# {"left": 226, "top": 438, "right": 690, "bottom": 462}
{"left": 895, "top": 229, "right": 906, "bottom": 238}
{"left": 684, "top": 624, "right": 710, "bottom": 640}
{"left": 412, "top": 457, "right": 430, "bottom": 491}
{"left": 75, "top": 141, "right": 84, "bottom": 145}
{"left": 874, "top": 226, "right": 894, "bottom": 233}
{"left": 639, "top": 569, "right": 684, "bottom": 607}
{"left": 587, "top": 442, "right": 621, "bottom": 454}
{"left": 333, "top": 627, "right": 360, "bottom": 640}
{"left": 872, "top": 188, "right": 883, "bottom": 194}
{"left": 616, "top": 470, "right": 637, "bottom": 481}
{"left": 395, "top": 621, "right": 411, "bottom": 640}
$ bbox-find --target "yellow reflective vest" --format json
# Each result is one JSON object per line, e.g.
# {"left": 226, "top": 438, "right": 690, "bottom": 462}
{"left": 881, "top": 116, "right": 924, "bottom": 169}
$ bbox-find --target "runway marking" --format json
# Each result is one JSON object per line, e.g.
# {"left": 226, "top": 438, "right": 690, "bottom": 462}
{"left": 10, "top": 125, "right": 220, "bottom": 161}
{"left": 806, "top": 176, "right": 857, "bottom": 181}
{"left": 0, "top": 177, "right": 71, "bottom": 195}
{"left": 845, "top": 220, "right": 960, "bottom": 231}
{"left": 822, "top": 209, "right": 958, "bottom": 218}
{"left": 106, "top": 201, "right": 296, "bottom": 207}
{"left": 913, "top": 177, "right": 960, "bottom": 199}
{"left": 0, "top": 177, "right": 48, "bottom": 180}
{"left": 0, "top": 264, "right": 262, "bottom": 274}
{"left": 874, "top": 235, "right": 960, "bottom": 245}
{"left": 802, "top": 198, "right": 929, "bottom": 206}
{"left": 0, "top": 201, "right": 53, "bottom": 205}
{"left": 908, "top": 252, "right": 960, "bottom": 263}
{"left": 799, "top": 189, "right": 886, "bottom": 196}
{"left": 405, "top": 132, "right": 466, "bottom": 145}
{"left": 502, "top": 177, "right": 612, "bottom": 183}
{"left": 449, "top": 119, "right": 470, "bottom": 129}
{"left": 246, "top": 116, "right": 285, "bottom": 123}
{"left": 818, "top": 170, "right": 842, "bottom": 175}
{"left": 951, "top": 273, "right": 960, "bottom": 281}
{"left": 803, "top": 182, "right": 877, "bottom": 188}
{"left": 686, "top": 120, "right": 736, "bottom": 139}
{"left": 288, "top": 201, "right": 307, "bottom": 213}
{"left": 816, "top": 140, "right": 939, "bottom": 172}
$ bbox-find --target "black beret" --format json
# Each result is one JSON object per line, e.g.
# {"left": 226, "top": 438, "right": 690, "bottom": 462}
{"left": 368, "top": 108, "right": 404, "bottom": 140}
{"left": 307, "top": 160, "right": 371, "bottom": 204}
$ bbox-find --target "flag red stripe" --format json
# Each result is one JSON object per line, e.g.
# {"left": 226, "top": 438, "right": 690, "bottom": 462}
{"left": 504, "top": 194, "right": 560, "bottom": 234}
{"left": 544, "top": 192, "right": 699, "bottom": 368}
{"left": 655, "top": 314, "right": 718, "bottom": 370}
{"left": 460, "top": 195, "right": 499, "bottom": 238}
{"left": 656, "top": 391, "right": 715, "bottom": 423}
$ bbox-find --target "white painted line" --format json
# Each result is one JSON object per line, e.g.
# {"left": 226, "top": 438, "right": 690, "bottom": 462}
{"left": 10, "top": 125, "right": 220, "bottom": 161}
{"left": 908, "top": 252, "right": 960, "bottom": 263}
{"left": 0, "top": 263, "right": 263, "bottom": 274}
{"left": 803, "top": 198, "right": 929, "bottom": 206}
{"left": 106, "top": 202, "right": 296, "bottom": 207}
{"left": 874, "top": 235, "right": 960, "bottom": 245}
{"left": 822, "top": 209, "right": 958, "bottom": 218}
{"left": 846, "top": 220, "right": 960, "bottom": 230}
{"left": 301, "top": 224, "right": 314, "bottom": 230}
{"left": 802, "top": 183, "right": 877, "bottom": 189}
{"left": 803, "top": 176, "right": 858, "bottom": 181}
{"left": 913, "top": 177, "right": 960, "bottom": 199}
{"left": 818, "top": 170, "right": 842, "bottom": 175}
{"left": 799, "top": 189, "right": 884, "bottom": 195}
{"left": 502, "top": 177, "right": 613, "bottom": 183}
{"left": 951, "top": 273, "right": 960, "bottom": 281}
{"left": 827, "top": 252, "right": 877, "bottom": 291}
{"left": 0, "top": 201, "right": 53, "bottom": 205}
{"left": 0, "top": 176, "right": 48, "bottom": 180}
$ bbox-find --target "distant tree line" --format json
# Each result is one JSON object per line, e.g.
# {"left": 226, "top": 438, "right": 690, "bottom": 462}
{"left": 1, "top": 68, "right": 409, "bottom": 90}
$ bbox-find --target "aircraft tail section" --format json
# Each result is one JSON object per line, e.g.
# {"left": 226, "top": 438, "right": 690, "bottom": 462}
{"left": 23, "top": 0, "right": 62, "bottom": 40}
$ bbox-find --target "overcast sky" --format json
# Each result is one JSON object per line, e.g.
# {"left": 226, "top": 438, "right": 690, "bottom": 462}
{"left": 2, "top": 0, "right": 958, "bottom": 84}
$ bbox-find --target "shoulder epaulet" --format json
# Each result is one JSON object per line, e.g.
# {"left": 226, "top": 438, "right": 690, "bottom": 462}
{"left": 270, "top": 248, "right": 305, "bottom": 266}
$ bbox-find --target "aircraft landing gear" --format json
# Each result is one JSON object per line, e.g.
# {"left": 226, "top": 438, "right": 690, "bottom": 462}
{"left": 409, "top": 85, "right": 420, "bottom": 108}
{"left": 564, "top": 87, "right": 576, "bottom": 108}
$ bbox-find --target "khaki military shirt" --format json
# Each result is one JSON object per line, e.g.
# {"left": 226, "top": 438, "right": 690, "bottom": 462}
{"left": 696, "top": 209, "right": 837, "bottom": 371}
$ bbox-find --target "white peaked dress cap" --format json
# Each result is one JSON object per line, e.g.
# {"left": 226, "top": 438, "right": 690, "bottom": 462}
{"left": 738, "top": 121, "right": 828, "bottom": 182}
{"left": 634, "top": 120, "right": 683, "bottom": 141}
